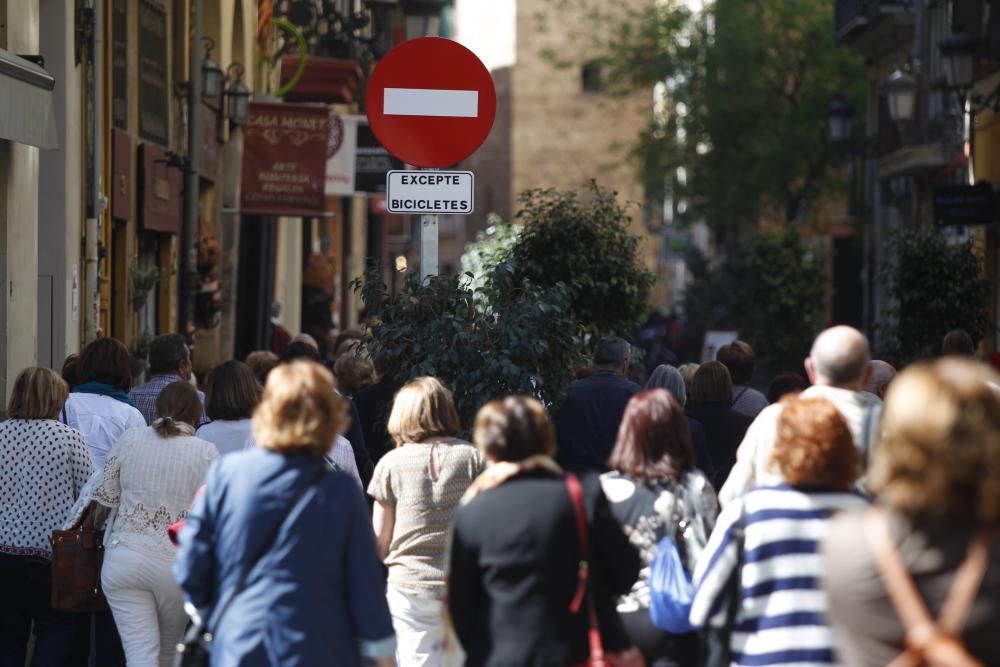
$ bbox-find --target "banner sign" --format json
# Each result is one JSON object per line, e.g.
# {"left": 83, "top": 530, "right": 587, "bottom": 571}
{"left": 241, "top": 102, "right": 330, "bottom": 216}
{"left": 325, "top": 114, "right": 360, "bottom": 196}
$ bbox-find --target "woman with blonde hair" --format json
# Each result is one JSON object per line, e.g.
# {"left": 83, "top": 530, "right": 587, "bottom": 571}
{"left": 824, "top": 359, "right": 1000, "bottom": 665}
{"left": 176, "top": 360, "right": 395, "bottom": 667}
{"left": 0, "top": 367, "right": 92, "bottom": 664}
{"left": 368, "top": 376, "right": 484, "bottom": 667}
{"left": 77, "top": 381, "right": 218, "bottom": 667}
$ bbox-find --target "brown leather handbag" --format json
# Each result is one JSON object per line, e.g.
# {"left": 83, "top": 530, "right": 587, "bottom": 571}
{"left": 50, "top": 503, "right": 109, "bottom": 612}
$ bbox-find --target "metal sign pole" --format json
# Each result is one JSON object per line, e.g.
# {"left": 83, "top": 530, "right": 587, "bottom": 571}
{"left": 420, "top": 167, "right": 439, "bottom": 280}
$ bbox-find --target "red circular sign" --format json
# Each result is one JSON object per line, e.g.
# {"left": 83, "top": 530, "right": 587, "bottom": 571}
{"left": 366, "top": 38, "right": 497, "bottom": 168}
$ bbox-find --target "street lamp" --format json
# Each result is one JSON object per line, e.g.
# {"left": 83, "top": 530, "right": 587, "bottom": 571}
{"left": 938, "top": 33, "right": 978, "bottom": 93}
{"left": 884, "top": 69, "right": 917, "bottom": 124}
{"left": 828, "top": 94, "right": 854, "bottom": 145}
{"left": 225, "top": 63, "right": 251, "bottom": 125}
{"left": 401, "top": 0, "right": 444, "bottom": 39}
{"left": 201, "top": 38, "right": 224, "bottom": 101}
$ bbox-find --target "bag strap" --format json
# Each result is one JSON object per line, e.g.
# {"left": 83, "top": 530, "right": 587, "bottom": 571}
{"left": 565, "top": 473, "right": 605, "bottom": 664}
{"left": 207, "top": 462, "right": 328, "bottom": 632}
{"left": 864, "top": 509, "right": 991, "bottom": 666}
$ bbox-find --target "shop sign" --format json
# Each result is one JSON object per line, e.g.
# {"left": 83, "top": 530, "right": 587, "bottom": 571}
{"left": 139, "top": 142, "right": 182, "bottom": 234}
{"left": 355, "top": 121, "right": 403, "bottom": 194}
{"left": 138, "top": 0, "right": 168, "bottom": 146}
{"left": 325, "top": 114, "right": 360, "bottom": 196}
{"left": 934, "top": 184, "right": 998, "bottom": 227}
{"left": 240, "top": 102, "right": 330, "bottom": 216}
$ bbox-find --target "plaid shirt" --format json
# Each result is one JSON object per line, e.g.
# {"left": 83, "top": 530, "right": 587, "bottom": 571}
{"left": 129, "top": 374, "right": 208, "bottom": 427}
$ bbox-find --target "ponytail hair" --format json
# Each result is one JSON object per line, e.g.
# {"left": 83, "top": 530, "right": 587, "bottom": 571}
{"left": 154, "top": 381, "right": 203, "bottom": 437}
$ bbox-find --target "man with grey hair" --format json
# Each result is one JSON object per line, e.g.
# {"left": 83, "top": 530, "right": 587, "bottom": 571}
{"left": 863, "top": 360, "right": 896, "bottom": 400}
{"left": 718, "top": 326, "right": 882, "bottom": 505}
{"left": 554, "top": 336, "right": 641, "bottom": 473}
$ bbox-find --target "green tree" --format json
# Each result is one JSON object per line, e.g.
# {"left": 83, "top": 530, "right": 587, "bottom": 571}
{"left": 878, "top": 229, "right": 991, "bottom": 365}
{"left": 682, "top": 228, "right": 827, "bottom": 375}
{"left": 508, "top": 182, "right": 655, "bottom": 337}
{"left": 552, "top": 0, "right": 864, "bottom": 242}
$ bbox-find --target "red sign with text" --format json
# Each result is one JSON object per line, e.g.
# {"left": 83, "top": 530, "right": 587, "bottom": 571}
{"left": 365, "top": 38, "right": 497, "bottom": 168}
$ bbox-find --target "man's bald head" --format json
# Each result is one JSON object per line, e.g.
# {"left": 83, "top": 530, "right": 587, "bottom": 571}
{"left": 863, "top": 360, "right": 896, "bottom": 399}
{"left": 806, "top": 326, "right": 871, "bottom": 389}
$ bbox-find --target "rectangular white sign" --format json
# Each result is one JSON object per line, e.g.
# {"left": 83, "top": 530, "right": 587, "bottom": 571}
{"left": 386, "top": 170, "right": 475, "bottom": 215}
{"left": 383, "top": 88, "right": 479, "bottom": 118}
{"left": 325, "top": 114, "right": 360, "bottom": 196}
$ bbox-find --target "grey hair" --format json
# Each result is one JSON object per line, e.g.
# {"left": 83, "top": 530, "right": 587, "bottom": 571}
{"left": 646, "top": 364, "right": 687, "bottom": 407}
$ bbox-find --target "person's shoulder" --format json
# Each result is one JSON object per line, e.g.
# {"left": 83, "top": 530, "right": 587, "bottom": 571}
{"left": 823, "top": 509, "right": 871, "bottom": 566}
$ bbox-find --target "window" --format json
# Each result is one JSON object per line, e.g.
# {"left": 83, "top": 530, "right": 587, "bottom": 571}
{"left": 581, "top": 60, "right": 604, "bottom": 94}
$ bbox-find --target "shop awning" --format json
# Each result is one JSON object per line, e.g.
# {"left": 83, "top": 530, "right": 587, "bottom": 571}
{"left": 0, "top": 49, "right": 57, "bottom": 149}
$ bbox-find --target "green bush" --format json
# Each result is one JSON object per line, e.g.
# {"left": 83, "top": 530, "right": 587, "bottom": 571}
{"left": 878, "top": 228, "right": 990, "bottom": 365}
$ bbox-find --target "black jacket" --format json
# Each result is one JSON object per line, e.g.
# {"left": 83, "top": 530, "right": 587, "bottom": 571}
{"left": 448, "top": 471, "right": 640, "bottom": 667}
{"left": 685, "top": 402, "right": 753, "bottom": 489}
{"left": 352, "top": 377, "right": 398, "bottom": 465}
{"left": 554, "top": 372, "right": 642, "bottom": 474}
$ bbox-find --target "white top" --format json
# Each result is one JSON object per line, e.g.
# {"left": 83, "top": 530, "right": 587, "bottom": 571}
{"left": 63, "top": 393, "right": 147, "bottom": 470}
{"left": 0, "top": 419, "right": 94, "bottom": 558}
{"left": 719, "top": 384, "right": 883, "bottom": 506}
{"left": 86, "top": 424, "right": 219, "bottom": 559}
{"left": 326, "top": 435, "right": 361, "bottom": 487}
{"left": 196, "top": 419, "right": 255, "bottom": 456}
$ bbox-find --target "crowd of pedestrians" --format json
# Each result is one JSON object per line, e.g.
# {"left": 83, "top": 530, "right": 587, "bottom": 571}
{"left": 1, "top": 323, "right": 999, "bottom": 667}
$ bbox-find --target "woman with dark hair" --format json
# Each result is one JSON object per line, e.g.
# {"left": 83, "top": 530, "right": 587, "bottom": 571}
{"left": 689, "top": 396, "right": 868, "bottom": 665}
{"left": 63, "top": 337, "right": 146, "bottom": 470}
{"left": 448, "top": 396, "right": 642, "bottom": 667}
{"left": 685, "top": 361, "right": 753, "bottom": 489}
{"left": 197, "top": 360, "right": 260, "bottom": 455}
{"left": 646, "top": 365, "right": 711, "bottom": 478}
{"left": 70, "top": 381, "right": 218, "bottom": 667}
{"left": 601, "top": 389, "right": 718, "bottom": 666}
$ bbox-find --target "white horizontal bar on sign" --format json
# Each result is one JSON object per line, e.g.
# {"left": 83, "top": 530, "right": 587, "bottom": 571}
{"left": 383, "top": 88, "right": 479, "bottom": 118}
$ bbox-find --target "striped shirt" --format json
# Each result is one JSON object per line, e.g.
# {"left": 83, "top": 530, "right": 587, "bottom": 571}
{"left": 689, "top": 485, "right": 869, "bottom": 666}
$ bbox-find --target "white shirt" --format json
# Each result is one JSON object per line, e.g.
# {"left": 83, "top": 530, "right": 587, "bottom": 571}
{"left": 196, "top": 419, "right": 254, "bottom": 456}
{"left": 84, "top": 425, "right": 219, "bottom": 559}
{"left": 63, "top": 393, "right": 147, "bottom": 470}
{"left": 718, "top": 384, "right": 883, "bottom": 506}
{"left": 0, "top": 419, "right": 94, "bottom": 557}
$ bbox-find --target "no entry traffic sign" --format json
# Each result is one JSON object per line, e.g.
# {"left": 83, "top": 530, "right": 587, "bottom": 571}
{"left": 366, "top": 38, "right": 497, "bottom": 168}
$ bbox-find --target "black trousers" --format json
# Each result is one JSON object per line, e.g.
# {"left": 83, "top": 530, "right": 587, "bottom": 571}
{"left": 0, "top": 552, "right": 81, "bottom": 667}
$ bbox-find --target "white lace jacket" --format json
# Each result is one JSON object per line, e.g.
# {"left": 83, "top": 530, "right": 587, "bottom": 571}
{"left": 67, "top": 424, "right": 218, "bottom": 559}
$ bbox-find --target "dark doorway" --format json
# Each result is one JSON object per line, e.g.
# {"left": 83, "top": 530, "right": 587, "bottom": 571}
{"left": 234, "top": 216, "right": 277, "bottom": 360}
{"left": 831, "top": 235, "right": 863, "bottom": 327}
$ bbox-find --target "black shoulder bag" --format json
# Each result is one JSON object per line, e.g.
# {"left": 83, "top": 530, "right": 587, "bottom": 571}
{"left": 174, "top": 464, "right": 328, "bottom": 667}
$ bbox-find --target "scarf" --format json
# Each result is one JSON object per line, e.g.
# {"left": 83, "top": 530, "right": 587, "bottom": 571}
{"left": 72, "top": 381, "right": 137, "bottom": 408}
{"left": 460, "top": 454, "right": 564, "bottom": 506}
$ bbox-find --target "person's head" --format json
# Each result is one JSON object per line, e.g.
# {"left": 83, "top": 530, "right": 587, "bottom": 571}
{"left": 76, "top": 337, "right": 134, "bottom": 391}
{"left": 645, "top": 364, "right": 687, "bottom": 407}
{"left": 677, "top": 363, "right": 699, "bottom": 397}
{"left": 205, "top": 361, "right": 260, "bottom": 422}
{"left": 290, "top": 333, "right": 319, "bottom": 351}
{"left": 387, "top": 377, "right": 461, "bottom": 447}
{"left": 716, "top": 340, "right": 756, "bottom": 386}
{"left": 942, "top": 329, "right": 975, "bottom": 357}
{"left": 280, "top": 341, "right": 322, "bottom": 364}
{"left": 473, "top": 396, "right": 555, "bottom": 463}
{"left": 690, "top": 360, "right": 733, "bottom": 405}
{"left": 805, "top": 326, "right": 871, "bottom": 390}
{"left": 61, "top": 354, "right": 80, "bottom": 389}
{"left": 148, "top": 333, "right": 192, "bottom": 380}
{"left": 771, "top": 396, "right": 859, "bottom": 489}
{"left": 252, "top": 360, "right": 348, "bottom": 457}
{"left": 863, "top": 360, "right": 897, "bottom": 400}
{"left": 766, "top": 372, "right": 809, "bottom": 404}
{"left": 7, "top": 367, "right": 69, "bottom": 420}
{"left": 593, "top": 336, "right": 631, "bottom": 376}
{"left": 869, "top": 359, "right": 1000, "bottom": 524}
{"left": 608, "top": 389, "right": 694, "bottom": 481}
{"left": 153, "top": 381, "right": 204, "bottom": 437}
{"left": 245, "top": 350, "right": 279, "bottom": 385}
{"left": 334, "top": 353, "right": 375, "bottom": 397}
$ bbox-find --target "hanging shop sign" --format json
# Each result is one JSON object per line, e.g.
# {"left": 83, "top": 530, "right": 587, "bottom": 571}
{"left": 139, "top": 142, "right": 182, "bottom": 234}
{"left": 934, "top": 184, "right": 998, "bottom": 227}
{"left": 138, "top": 0, "right": 168, "bottom": 146}
{"left": 325, "top": 114, "right": 360, "bottom": 196}
{"left": 240, "top": 102, "right": 330, "bottom": 216}
{"left": 355, "top": 121, "right": 404, "bottom": 194}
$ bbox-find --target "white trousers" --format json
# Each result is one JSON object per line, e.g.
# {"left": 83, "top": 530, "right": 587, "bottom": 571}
{"left": 101, "top": 544, "right": 187, "bottom": 667}
{"left": 386, "top": 583, "right": 464, "bottom": 667}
